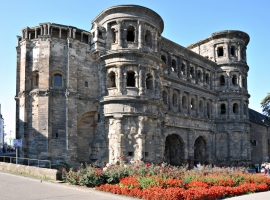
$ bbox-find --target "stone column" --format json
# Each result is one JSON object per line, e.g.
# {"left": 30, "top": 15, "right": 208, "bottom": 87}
{"left": 238, "top": 45, "right": 242, "bottom": 61}
{"left": 179, "top": 90, "right": 182, "bottom": 112}
{"left": 168, "top": 88, "right": 173, "bottom": 110}
{"left": 135, "top": 116, "right": 147, "bottom": 161}
{"left": 138, "top": 21, "right": 143, "bottom": 49}
{"left": 188, "top": 128, "right": 194, "bottom": 167}
{"left": 153, "top": 31, "right": 158, "bottom": 52}
{"left": 226, "top": 42, "right": 229, "bottom": 58}
{"left": 187, "top": 61, "right": 190, "bottom": 81}
{"left": 117, "top": 65, "right": 123, "bottom": 94}
{"left": 227, "top": 131, "right": 232, "bottom": 160}
{"left": 35, "top": 29, "right": 37, "bottom": 39}
{"left": 59, "top": 28, "right": 62, "bottom": 38}
{"left": 72, "top": 29, "right": 76, "bottom": 39}
{"left": 138, "top": 65, "right": 144, "bottom": 95}
{"left": 43, "top": 25, "right": 47, "bottom": 35}
{"left": 81, "top": 32, "right": 83, "bottom": 42}
{"left": 228, "top": 99, "right": 231, "bottom": 119}
{"left": 115, "top": 117, "right": 125, "bottom": 161}
{"left": 188, "top": 93, "right": 191, "bottom": 114}
{"left": 202, "top": 69, "right": 206, "bottom": 85}
{"left": 196, "top": 95, "right": 199, "bottom": 116}
{"left": 117, "top": 20, "right": 123, "bottom": 48}
{"left": 240, "top": 99, "right": 243, "bottom": 119}
{"left": 40, "top": 26, "right": 43, "bottom": 36}
{"left": 68, "top": 28, "right": 72, "bottom": 38}
{"left": 47, "top": 24, "right": 50, "bottom": 35}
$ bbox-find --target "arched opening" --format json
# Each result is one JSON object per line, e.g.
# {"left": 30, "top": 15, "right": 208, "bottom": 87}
{"left": 197, "top": 70, "right": 202, "bottom": 82}
{"left": 207, "top": 102, "right": 210, "bottom": 118}
{"left": 108, "top": 71, "right": 116, "bottom": 88}
{"left": 181, "top": 63, "right": 185, "bottom": 75}
{"left": 217, "top": 47, "right": 224, "bottom": 57}
{"left": 161, "top": 55, "right": 166, "bottom": 64}
{"left": 77, "top": 112, "right": 96, "bottom": 162}
{"left": 127, "top": 71, "right": 135, "bottom": 87}
{"left": 54, "top": 74, "right": 62, "bottom": 87}
{"left": 162, "top": 91, "right": 168, "bottom": 105}
{"left": 171, "top": 59, "right": 177, "bottom": 72}
{"left": 190, "top": 67, "right": 194, "bottom": 78}
{"left": 205, "top": 73, "right": 209, "bottom": 84}
{"left": 182, "top": 96, "right": 187, "bottom": 109}
{"left": 232, "top": 75, "right": 237, "bottom": 85}
{"left": 190, "top": 98, "right": 195, "bottom": 110}
{"left": 145, "top": 30, "right": 152, "bottom": 47}
{"left": 194, "top": 136, "right": 207, "bottom": 166}
{"left": 127, "top": 26, "right": 135, "bottom": 42}
{"left": 231, "top": 46, "right": 235, "bottom": 56}
{"left": 146, "top": 73, "right": 153, "bottom": 90}
{"left": 199, "top": 100, "right": 203, "bottom": 113}
{"left": 164, "top": 134, "right": 184, "bottom": 166}
{"left": 233, "top": 103, "right": 238, "bottom": 114}
{"left": 220, "top": 103, "right": 226, "bottom": 114}
{"left": 172, "top": 93, "right": 177, "bottom": 107}
{"left": 220, "top": 75, "right": 225, "bottom": 86}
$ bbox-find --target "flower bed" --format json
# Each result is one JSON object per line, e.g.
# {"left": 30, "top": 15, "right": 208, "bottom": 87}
{"left": 62, "top": 162, "right": 270, "bottom": 200}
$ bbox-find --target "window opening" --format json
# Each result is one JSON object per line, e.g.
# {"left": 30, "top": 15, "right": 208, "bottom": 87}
{"left": 85, "top": 81, "right": 88, "bottom": 88}
{"left": 181, "top": 63, "right": 185, "bottom": 75}
{"left": 54, "top": 74, "right": 62, "bottom": 87}
{"left": 205, "top": 73, "right": 209, "bottom": 84}
{"left": 171, "top": 59, "right": 177, "bottom": 72}
{"left": 33, "top": 74, "right": 39, "bottom": 87}
{"left": 207, "top": 102, "right": 210, "bottom": 118}
{"left": 190, "top": 98, "right": 195, "bottom": 110}
{"left": 128, "top": 152, "right": 134, "bottom": 156}
{"left": 220, "top": 75, "right": 225, "bottom": 86}
{"left": 242, "top": 78, "right": 246, "bottom": 87}
{"left": 190, "top": 67, "right": 194, "bottom": 78}
{"left": 173, "top": 93, "right": 177, "bottom": 107}
{"left": 55, "top": 132, "right": 58, "bottom": 138}
{"left": 162, "top": 91, "right": 168, "bottom": 105}
{"left": 146, "top": 73, "right": 153, "bottom": 90}
{"left": 232, "top": 75, "right": 237, "bottom": 85}
{"left": 220, "top": 104, "right": 226, "bottom": 114}
{"left": 199, "top": 100, "right": 203, "bottom": 112}
{"left": 231, "top": 46, "right": 235, "bottom": 56}
{"left": 145, "top": 30, "right": 152, "bottom": 47}
{"left": 161, "top": 55, "right": 166, "bottom": 64}
{"left": 127, "top": 26, "right": 135, "bottom": 42}
{"left": 98, "top": 30, "right": 103, "bottom": 39}
{"left": 145, "top": 152, "right": 149, "bottom": 157}
{"left": 197, "top": 70, "right": 202, "bottom": 81}
{"left": 75, "top": 32, "right": 81, "bottom": 40}
{"left": 217, "top": 47, "right": 224, "bottom": 57}
{"left": 108, "top": 71, "right": 116, "bottom": 88}
{"left": 182, "top": 96, "right": 187, "bottom": 109}
{"left": 233, "top": 103, "right": 238, "bottom": 114}
{"left": 126, "top": 71, "right": 135, "bottom": 87}
{"left": 83, "top": 34, "right": 89, "bottom": 44}
{"left": 111, "top": 28, "right": 116, "bottom": 43}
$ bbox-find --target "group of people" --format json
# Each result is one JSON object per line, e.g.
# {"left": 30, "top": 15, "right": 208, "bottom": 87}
{"left": 260, "top": 162, "right": 270, "bottom": 175}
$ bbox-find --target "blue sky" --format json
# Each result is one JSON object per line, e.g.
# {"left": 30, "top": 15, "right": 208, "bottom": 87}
{"left": 0, "top": 0, "right": 269, "bottom": 136}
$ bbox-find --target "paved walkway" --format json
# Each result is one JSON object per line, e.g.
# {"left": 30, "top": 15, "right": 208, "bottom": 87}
{"left": 1, "top": 170, "right": 270, "bottom": 200}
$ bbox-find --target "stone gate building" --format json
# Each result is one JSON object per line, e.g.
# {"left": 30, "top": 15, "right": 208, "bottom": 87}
{"left": 15, "top": 5, "right": 269, "bottom": 167}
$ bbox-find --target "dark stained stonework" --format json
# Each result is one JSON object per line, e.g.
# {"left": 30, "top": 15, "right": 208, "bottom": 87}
{"left": 15, "top": 5, "right": 270, "bottom": 168}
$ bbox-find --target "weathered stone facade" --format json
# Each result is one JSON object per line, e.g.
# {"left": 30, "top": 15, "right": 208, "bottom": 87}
{"left": 16, "top": 5, "right": 266, "bottom": 167}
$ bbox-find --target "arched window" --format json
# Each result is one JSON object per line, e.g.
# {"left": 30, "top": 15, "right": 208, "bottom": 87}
{"left": 173, "top": 93, "right": 177, "bottom": 107}
{"left": 127, "top": 26, "right": 135, "bottom": 42}
{"left": 197, "top": 70, "right": 202, "bottom": 82}
{"left": 233, "top": 103, "right": 238, "bottom": 114}
{"left": 161, "top": 55, "right": 166, "bottom": 64}
{"left": 232, "top": 75, "right": 237, "bottom": 85}
{"left": 54, "top": 74, "right": 62, "bottom": 87}
{"left": 217, "top": 47, "right": 224, "bottom": 57}
{"left": 190, "top": 98, "right": 195, "bottom": 110}
{"left": 171, "top": 59, "right": 177, "bottom": 72}
{"left": 231, "top": 46, "right": 235, "bottom": 56}
{"left": 205, "top": 73, "right": 209, "bottom": 84}
{"left": 162, "top": 91, "right": 168, "bottom": 105}
{"left": 220, "top": 104, "right": 226, "bottom": 114}
{"left": 145, "top": 30, "right": 152, "bottom": 47}
{"left": 181, "top": 63, "right": 185, "bottom": 75}
{"left": 127, "top": 71, "right": 135, "bottom": 87}
{"left": 190, "top": 67, "right": 194, "bottom": 78}
{"left": 220, "top": 75, "right": 225, "bottom": 86}
{"left": 199, "top": 100, "right": 203, "bottom": 113}
{"left": 146, "top": 73, "right": 153, "bottom": 90}
{"left": 108, "top": 71, "right": 116, "bottom": 88}
{"left": 207, "top": 102, "right": 210, "bottom": 118}
{"left": 182, "top": 96, "right": 187, "bottom": 109}
{"left": 111, "top": 28, "right": 116, "bottom": 43}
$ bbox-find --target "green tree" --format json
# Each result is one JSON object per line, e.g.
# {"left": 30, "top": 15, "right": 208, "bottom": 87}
{"left": 261, "top": 93, "right": 270, "bottom": 117}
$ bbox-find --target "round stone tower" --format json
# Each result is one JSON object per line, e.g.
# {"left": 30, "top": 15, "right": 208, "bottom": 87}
{"left": 188, "top": 30, "right": 251, "bottom": 166}
{"left": 90, "top": 5, "right": 166, "bottom": 164}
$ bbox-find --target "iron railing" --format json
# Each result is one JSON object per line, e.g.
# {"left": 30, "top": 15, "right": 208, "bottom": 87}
{"left": 0, "top": 156, "right": 51, "bottom": 169}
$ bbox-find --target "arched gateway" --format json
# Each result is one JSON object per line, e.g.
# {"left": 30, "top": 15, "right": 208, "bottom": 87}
{"left": 194, "top": 136, "right": 208, "bottom": 166}
{"left": 164, "top": 134, "right": 184, "bottom": 166}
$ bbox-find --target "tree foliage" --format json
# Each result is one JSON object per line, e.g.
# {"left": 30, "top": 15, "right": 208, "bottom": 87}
{"left": 261, "top": 93, "right": 270, "bottom": 117}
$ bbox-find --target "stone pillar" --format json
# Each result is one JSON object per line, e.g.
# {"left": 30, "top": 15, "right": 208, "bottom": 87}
{"left": 179, "top": 90, "right": 182, "bottom": 112}
{"left": 117, "top": 65, "right": 123, "bottom": 94}
{"left": 202, "top": 69, "right": 206, "bottom": 85}
{"left": 138, "top": 21, "right": 142, "bottom": 49}
{"left": 81, "top": 32, "right": 83, "bottom": 42}
{"left": 196, "top": 95, "right": 199, "bottom": 116}
{"left": 138, "top": 65, "right": 144, "bottom": 95}
{"left": 226, "top": 42, "right": 229, "bottom": 58}
{"left": 228, "top": 99, "right": 231, "bottom": 119}
{"left": 117, "top": 20, "right": 123, "bottom": 48}
{"left": 188, "top": 129, "right": 194, "bottom": 167}
{"left": 238, "top": 45, "right": 242, "bottom": 61}
{"left": 47, "top": 24, "right": 50, "bottom": 35}
{"left": 168, "top": 88, "right": 173, "bottom": 110}
{"left": 187, "top": 61, "right": 190, "bottom": 81}
{"left": 68, "top": 28, "right": 72, "bottom": 38}
{"left": 227, "top": 131, "right": 232, "bottom": 160}
{"left": 43, "top": 25, "right": 47, "bottom": 35}
{"left": 135, "top": 116, "right": 147, "bottom": 161}
{"left": 40, "top": 26, "right": 43, "bottom": 36}
{"left": 59, "top": 28, "right": 62, "bottom": 38}
{"left": 240, "top": 99, "right": 243, "bottom": 119}
{"left": 35, "top": 29, "right": 37, "bottom": 39}
{"left": 72, "top": 29, "right": 76, "bottom": 39}
{"left": 188, "top": 93, "right": 191, "bottom": 114}
{"left": 153, "top": 31, "right": 158, "bottom": 52}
